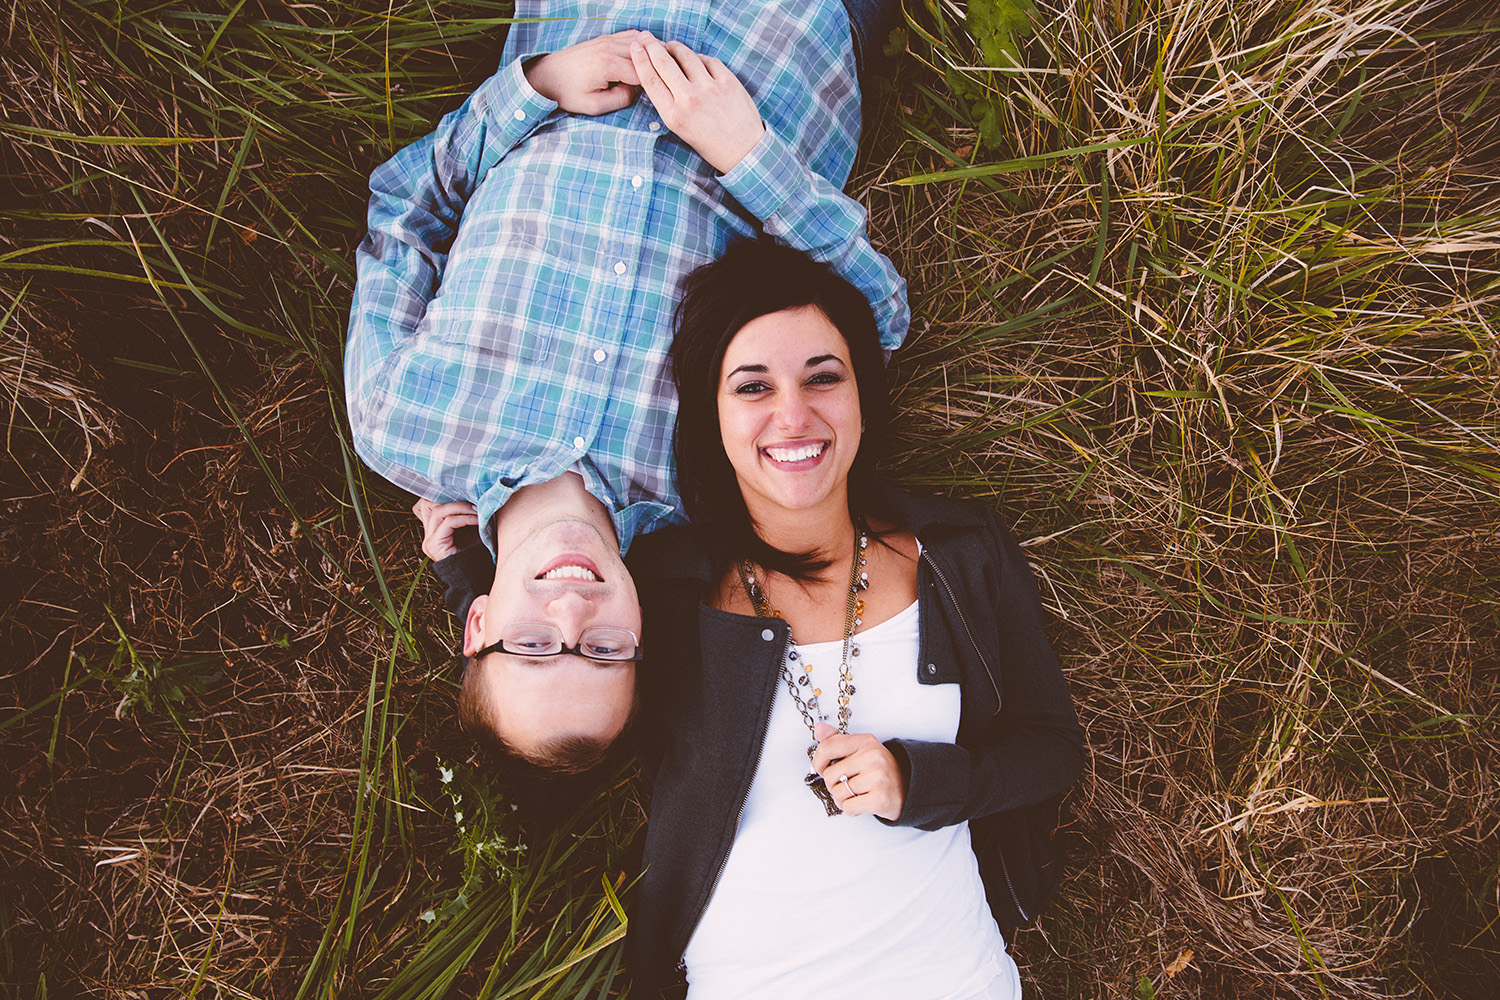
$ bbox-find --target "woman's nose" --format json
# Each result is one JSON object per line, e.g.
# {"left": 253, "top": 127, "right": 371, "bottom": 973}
{"left": 773, "top": 391, "right": 812, "bottom": 431}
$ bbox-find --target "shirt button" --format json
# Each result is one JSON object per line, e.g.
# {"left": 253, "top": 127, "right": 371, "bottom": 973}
{"left": 513, "top": 109, "right": 525, "bottom": 121}
{"left": 592, "top": 348, "right": 607, "bottom": 363}
{"left": 926, "top": 664, "right": 938, "bottom": 675}
{"left": 573, "top": 436, "right": 585, "bottom": 450}
{"left": 613, "top": 261, "right": 626, "bottom": 275}
{"left": 648, "top": 121, "right": 661, "bottom": 131}
{"left": 631, "top": 175, "right": 643, "bottom": 188}
{"left": 761, "top": 629, "right": 774, "bottom": 641}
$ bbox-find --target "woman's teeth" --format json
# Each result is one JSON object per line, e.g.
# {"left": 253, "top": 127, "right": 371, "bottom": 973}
{"left": 540, "top": 565, "right": 601, "bottom": 582}
{"left": 765, "top": 443, "right": 826, "bottom": 463}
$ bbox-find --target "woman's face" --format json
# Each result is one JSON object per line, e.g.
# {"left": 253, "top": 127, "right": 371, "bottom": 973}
{"left": 716, "top": 305, "right": 862, "bottom": 523}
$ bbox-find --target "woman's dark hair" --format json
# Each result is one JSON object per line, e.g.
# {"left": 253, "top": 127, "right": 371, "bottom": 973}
{"left": 670, "top": 239, "right": 894, "bottom": 579}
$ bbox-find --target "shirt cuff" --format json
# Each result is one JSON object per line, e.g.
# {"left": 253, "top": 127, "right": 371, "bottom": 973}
{"left": 471, "top": 56, "right": 558, "bottom": 147}
{"left": 717, "top": 126, "right": 805, "bottom": 224}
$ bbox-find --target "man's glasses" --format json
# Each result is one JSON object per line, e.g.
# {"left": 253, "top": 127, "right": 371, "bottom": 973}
{"left": 472, "top": 622, "right": 643, "bottom": 663}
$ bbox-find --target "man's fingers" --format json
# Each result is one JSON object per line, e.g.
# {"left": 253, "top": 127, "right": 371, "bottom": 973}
{"left": 577, "top": 81, "right": 641, "bottom": 117}
{"left": 702, "top": 53, "right": 731, "bottom": 80}
{"left": 629, "top": 41, "right": 667, "bottom": 106}
{"left": 664, "top": 40, "right": 709, "bottom": 82}
{"left": 634, "top": 34, "right": 691, "bottom": 96}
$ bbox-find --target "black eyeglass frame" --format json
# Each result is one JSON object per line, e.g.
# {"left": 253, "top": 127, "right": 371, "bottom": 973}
{"left": 471, "top": 623, "right": 644, "bottom": 664}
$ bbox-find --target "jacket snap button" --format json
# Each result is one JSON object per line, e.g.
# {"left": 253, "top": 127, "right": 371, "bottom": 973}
{"left": 761, "top": 629, "right": 775, "bottom": 641}
{"left": 926, "top": 663, "right": 937, "bottom": 674}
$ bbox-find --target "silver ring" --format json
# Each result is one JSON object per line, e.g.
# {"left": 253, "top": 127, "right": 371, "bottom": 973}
{"left": 837, "top": 773, "right": 850, "bottom": 787}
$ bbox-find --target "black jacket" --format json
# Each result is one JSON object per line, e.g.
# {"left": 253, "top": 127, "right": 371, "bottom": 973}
{"left": 624, "top": 486, "right": 1087, "bottom": 998}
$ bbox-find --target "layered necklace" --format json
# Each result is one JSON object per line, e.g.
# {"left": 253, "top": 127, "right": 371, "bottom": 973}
{"left": 737, "top": 526, "right": 869, "bottom": 816}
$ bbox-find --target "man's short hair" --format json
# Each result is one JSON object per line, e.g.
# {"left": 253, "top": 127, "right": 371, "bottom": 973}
{"left": 456, "top": 653, "right": 626, "bottom": 774}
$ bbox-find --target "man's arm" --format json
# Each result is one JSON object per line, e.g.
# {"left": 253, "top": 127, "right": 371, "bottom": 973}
{"left": 631, "top": 35, "right": 909, "bottom": 350}
{"left": 346, "top": 34, "right": 652, "bottom": 446}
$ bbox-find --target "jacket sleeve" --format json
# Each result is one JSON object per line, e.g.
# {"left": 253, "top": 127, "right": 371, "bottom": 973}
{"left": 883, "top": 509, "right": 1086, "bottom": 831}
{"left": 718, "top": 127, "right": 909, "bottom": 353}
{"left": 344, "top": 58, "right": 557, "bottom": 470}
{"left": 430, "top": 544, "right": 496, "bottom": 631}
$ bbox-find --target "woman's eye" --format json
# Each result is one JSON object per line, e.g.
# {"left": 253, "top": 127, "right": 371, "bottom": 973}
{"left": 733, "top": 381, "right": 770, "bottom": 395}
{"left": 808, "top": 371, "right": 843, "bottom": 386}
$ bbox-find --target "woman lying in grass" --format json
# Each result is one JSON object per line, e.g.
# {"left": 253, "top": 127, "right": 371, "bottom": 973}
{"left": 415, "top": 241, "right": 1085, "bottom": 998}
{"left": 618, "top": 240, "right": 1086, "bottom": 998}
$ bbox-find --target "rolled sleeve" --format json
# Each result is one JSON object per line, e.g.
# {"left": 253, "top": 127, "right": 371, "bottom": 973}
{"left": 471, "top": 56, "right": 559, "bottom": 145}
{"left": 719, "top": 127, "right": 910, "bottom": 353}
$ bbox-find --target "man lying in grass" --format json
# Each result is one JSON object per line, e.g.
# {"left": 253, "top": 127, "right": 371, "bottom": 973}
{"left": 345, "top": 0, "right": 907, "bottom": 773}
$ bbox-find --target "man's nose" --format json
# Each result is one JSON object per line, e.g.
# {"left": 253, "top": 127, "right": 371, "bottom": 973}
{"left": 544, "top": 588, "right": 596, "bottom": 642}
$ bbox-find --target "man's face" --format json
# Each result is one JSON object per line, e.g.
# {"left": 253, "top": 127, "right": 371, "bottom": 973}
{"left": 463, "top": 510, "right": 641, "bottom": 754}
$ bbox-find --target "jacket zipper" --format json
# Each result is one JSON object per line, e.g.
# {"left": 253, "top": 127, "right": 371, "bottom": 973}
{"left": 921, "top": 551, "right": 1030, "bottom": 923}
{"left": 676, "top": 629, "right": 781, "bottom": 973}
{"left": 920, "top": 552, "right": 1001, "bottom": 717}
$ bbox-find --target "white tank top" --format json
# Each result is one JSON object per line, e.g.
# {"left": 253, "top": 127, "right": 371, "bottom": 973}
{"left": 683, "top": 598, "right": 1016, "bottom": 1000}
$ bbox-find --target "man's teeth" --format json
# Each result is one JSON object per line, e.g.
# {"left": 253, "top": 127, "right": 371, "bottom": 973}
{"left": 765, "top": 443, "right": 826, "bottom": 463}
{"left": 541, "top": 565, "right": 601, "bottom": 582}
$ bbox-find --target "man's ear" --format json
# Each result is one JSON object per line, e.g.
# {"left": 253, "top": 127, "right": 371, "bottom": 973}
{"left": 462, "top": 594, "right": 489, "bottom": 658}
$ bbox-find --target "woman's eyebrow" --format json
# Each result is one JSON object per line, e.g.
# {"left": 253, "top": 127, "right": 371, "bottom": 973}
{"left": 725, "top": 356, "right": 845, "bottom": 379}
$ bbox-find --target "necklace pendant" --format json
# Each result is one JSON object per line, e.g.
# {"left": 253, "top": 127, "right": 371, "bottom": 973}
{"left": 804, "top": 772, "right": 842, "bottom": 816}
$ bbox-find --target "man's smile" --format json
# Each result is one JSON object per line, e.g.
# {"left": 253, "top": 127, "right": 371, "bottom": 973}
{"left": 537, "top": 554, "right": 605, "bottom": 582}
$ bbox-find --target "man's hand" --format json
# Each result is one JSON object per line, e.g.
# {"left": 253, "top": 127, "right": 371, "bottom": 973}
{"left": 413, "top": 499, "right": 481, "bottom": 561}
{"left": 525, "top": 31, "right": 645, "bottom": 116}
{"left": 811, "top": 722, "right": 907, "bottom": 822}
{"left": 629, "top": 33, "right": 764, "bottom": 174}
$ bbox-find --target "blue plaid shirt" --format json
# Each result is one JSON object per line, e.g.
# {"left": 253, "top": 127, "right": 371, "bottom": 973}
{"left": 345, "top": 0, "right": 908, "bottom": 555}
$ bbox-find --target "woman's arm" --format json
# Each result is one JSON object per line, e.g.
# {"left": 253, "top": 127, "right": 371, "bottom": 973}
{"left": 883, "top": 509, "right": 1086, "bottom": 831}
{"left": 414, "top": 500, "right": 494, "bottom": 632}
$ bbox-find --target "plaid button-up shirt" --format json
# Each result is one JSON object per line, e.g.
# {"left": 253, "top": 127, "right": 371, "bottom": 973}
{"left": 345, "top": 0, "right": 908, "bottom": 555}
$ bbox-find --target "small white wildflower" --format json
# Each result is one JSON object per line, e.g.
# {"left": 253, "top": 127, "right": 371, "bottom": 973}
{"left": 453, "top": 810, "right": 463, "bottom": 824}
{"left": 419, "top": 910, "right": 436, "bottom": 924}
{"left": 438, "top": 766, "right": 453, "bottom": 784}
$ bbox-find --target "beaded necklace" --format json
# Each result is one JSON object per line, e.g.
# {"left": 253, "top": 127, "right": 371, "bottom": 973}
{"left": 737, "top": 528, "right": 869, "bottom": 815}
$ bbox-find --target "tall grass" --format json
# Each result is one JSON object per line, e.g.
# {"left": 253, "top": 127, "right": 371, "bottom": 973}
{"left": 1, "top": 0, "right": 1496, "bottom": 997}
{"left": 873, "top": 1, "right": 1500, "bottom": 995}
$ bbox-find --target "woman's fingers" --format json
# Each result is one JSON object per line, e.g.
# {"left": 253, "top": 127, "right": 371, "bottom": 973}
{"left": 414, "top": 499, "right": 480, "bottom": 560}
{"left": 813, "top": 735, "right": 907, "bottom": 821}
{"left": 811, "top": 729, "right": 876, "bottom": 772}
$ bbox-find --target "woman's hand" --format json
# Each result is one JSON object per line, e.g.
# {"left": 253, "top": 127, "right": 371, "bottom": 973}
{"left": 524, "top": 31, "right": 646, "bottom": 116}
{"left": 629, "top": 32, "right": 765, "bottom": 174}
{"left": 811, "top": 722, "right": 907, "bottom": 822}
{"left": 413, "top": 499, "right": 480, "bottom": 561}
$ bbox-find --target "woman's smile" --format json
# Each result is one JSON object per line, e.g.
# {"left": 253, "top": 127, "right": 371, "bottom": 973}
{"left": 762, "top": 440, "right": 828, "bottom": 465}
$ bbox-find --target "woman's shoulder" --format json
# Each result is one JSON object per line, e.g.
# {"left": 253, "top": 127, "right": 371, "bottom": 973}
{"left": 876, "top": 483, "right": 1010, "bottom": 536}
{"left": 625, "top": 523, "right": 715, "bottom": 586}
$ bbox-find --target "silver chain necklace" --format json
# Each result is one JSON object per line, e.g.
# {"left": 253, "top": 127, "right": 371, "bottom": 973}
{"left": 737, "top": 529, "right": 869, "bottom": 816}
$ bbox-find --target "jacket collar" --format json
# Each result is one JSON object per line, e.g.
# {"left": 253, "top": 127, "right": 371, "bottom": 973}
{"left": 627, "top": 483, "right": 991, "bottom": 587}
{"left": 875, "top": 482, "right": 989, "bottom": 536}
